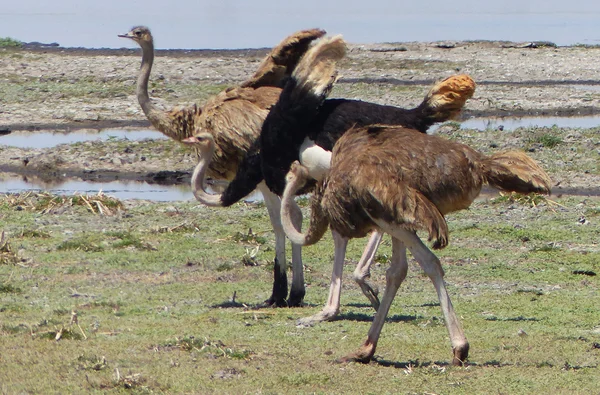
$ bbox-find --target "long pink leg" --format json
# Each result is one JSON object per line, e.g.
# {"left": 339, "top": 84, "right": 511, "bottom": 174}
{"left": 288, "top": 200, "right": 305, "bottom": 306}
{"left": 297, "top": 230, "right": 348, "bottom": 326}
{"left": 406, "top": 233, "right": 469, "bottom": 366}
{"left": 373, "top": 220, "right": 469, "bottom": 366}
{"left": 340, "top": 236, "right": 408, "bottom": 362}
{"left": 353, "top": 231, "right": 383, "bottom": 311}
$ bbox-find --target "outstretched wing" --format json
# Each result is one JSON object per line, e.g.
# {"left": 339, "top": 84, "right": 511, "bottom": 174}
{"left": 241, "top": 28, "right": 326, "bottom": 89}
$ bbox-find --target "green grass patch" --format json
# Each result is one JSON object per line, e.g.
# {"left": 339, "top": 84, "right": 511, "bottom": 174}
{"left": 0, "top": 37, "right": 22, "bottom": 48}
{"left": 1, "top": 191, "right": 599, "bottom": 393}
{"left": 533, "top": 132, "right": 563, "bottom": 148}
{"left": 0, "top": 283, "right": 22, "bottom": 294}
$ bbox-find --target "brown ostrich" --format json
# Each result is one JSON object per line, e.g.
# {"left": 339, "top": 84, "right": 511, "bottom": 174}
{"left": 280, "top": 129, "right": 552, "bottom": 364}
{"left": 119, "top": 26, "right": 326, "bottom": 307}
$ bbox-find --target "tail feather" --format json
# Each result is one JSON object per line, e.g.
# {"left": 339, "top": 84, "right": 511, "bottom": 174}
{"left": 289, "top": 35, "right": 346, "bottom": 106}
{"left": 241, "top": 28, "right": 327, "bottom": 88}
{"left": 482, "top": 151, "right": 552, "bottom": 194}
{"left": 418, "top": 74, "right": 476, "bottom": 122}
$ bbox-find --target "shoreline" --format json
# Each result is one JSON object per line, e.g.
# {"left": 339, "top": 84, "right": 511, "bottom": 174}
{"left": 1, "top": 39, "right": 600, "bottom": 191}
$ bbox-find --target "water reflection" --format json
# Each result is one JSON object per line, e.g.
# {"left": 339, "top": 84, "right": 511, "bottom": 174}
{"left": 0, "top": 176, "right": 263, "bottom": 202}
{"left": 4, "top": 1, "right": 600, "bottom": 49}
{"left": 1, "top": 177, "right": 191, "bottom": 201}
{"left": 3, "top": 115, "right": 600, "bottom": 150}
{"left": 0, "top": 129, "right": 166, "bottom": 149}
{"left": 458, "top": 115, "right": 600, "bottom": 131}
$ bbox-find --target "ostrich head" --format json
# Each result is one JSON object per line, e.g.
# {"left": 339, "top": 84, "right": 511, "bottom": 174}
{"left": 286, "top": 161, "right": 310, "bottom": 189}
{"left": 118, "top": 26, "right": 153, "bottom": 48}
{"left": 182, "top": 132, "right": 215, "bottom": 155}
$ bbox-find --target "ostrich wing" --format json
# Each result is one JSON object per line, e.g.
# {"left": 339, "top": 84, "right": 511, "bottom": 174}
{"left": 360, "top": 181, "right": 449, "bottom": 249}
{"left": 241, "top": 28, "right": 327, "bottom": 89}
{"left": 196, "top": 86, "right": 281, "bottom": 180}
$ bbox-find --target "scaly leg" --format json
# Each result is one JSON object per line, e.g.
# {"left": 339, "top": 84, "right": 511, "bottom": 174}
{"left": 353, "top": 231, "right": 383, "bottom": 311}
{"left": 373, "top": 219, "right": 469, "bottom": 366}
{"left": 297, "top": 230, "right": 347, "bottom": 326}
{"left": 260, "top": 183, "right": 289, "bottom": 307}
{"left": 288, "top": 201, "right": 306, "bottom": 306}
{"left": 407, "top": 234, "right": 469, "bottom": 366}
{"left": 340, "top": 236, "right": 408, "bottom": 362}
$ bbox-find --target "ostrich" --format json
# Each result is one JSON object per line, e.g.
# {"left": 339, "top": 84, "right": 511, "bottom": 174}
{"left": 274, "top": 55, "right": 552, "bottom": 364}
{"left": 119, "top": 26, "right": 328, "bottom": 307}
{"left": 281, "top": 134, "right": 551, "bottom": 364}
{"left": 188, "top": 34, "right": 475, "bottom": 318}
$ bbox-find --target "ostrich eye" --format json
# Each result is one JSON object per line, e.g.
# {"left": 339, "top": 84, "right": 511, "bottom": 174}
{"left": 135, "top": 31, "right": 142, "bottom": 36}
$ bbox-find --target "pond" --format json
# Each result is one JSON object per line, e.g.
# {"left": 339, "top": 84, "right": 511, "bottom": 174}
{"left": 1, "top": 114, "right": 599, "bottom": 201}
{"left": 4, "top": 1, "right": 600, "bottom": 49}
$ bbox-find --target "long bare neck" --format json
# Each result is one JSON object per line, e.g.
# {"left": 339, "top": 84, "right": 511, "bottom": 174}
{"left": 281, "top": 174, "right": 309, "bottom": 245}
{"left": 136, "top": 41, "right": 175, "bottom": 137}
{"left": 282, "top": 169, "right": 330, "bottom": 246}
{"left": 190, "top": 146, "right": 224, "bottom": 207}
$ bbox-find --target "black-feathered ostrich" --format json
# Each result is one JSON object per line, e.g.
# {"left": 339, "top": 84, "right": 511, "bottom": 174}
{"left": 272, "top": 39, "right": 552, "bottom": 364}
{"left": 186, "top": 36, "right": 475, "bottom": 312}
{"left": 119, "top": 26, "right": 327, "bottom": 307}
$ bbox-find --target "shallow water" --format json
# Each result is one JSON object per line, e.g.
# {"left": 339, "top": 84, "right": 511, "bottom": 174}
{"left": 1, "top": 114, "right": 599, "bottom": 201}
{"left": 0, "top": 129, "right": 166, "bottom": 149}
{"left": 3, "top": 1, "right": 600, "bottom": 49}
{"left": 458, "top": 115, "right": 600, "bottom": 131}
{"left": 0, "top": 176, "right": 264, "bottom": 202}
{"left": 2, "top": 115, "right": 599, "bottom": 150}
{"left": 0, "top": 178, "right": 192, "bottom": 201}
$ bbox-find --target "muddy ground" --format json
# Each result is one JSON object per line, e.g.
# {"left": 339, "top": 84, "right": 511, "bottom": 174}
{"left": 1, "top": 40, "right": 600, "bottom": 189}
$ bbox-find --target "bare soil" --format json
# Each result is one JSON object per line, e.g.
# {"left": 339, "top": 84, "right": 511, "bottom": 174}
{"left": 1, "top": 40, "right": 600, "bottom": 188}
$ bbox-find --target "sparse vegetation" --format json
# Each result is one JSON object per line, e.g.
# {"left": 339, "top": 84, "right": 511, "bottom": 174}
{"left": 0, "top": 189, "right": 598, "bottom": 393}
{"left": 1, "top": 191, "right": 123, "bottom": 215}
{"left": 2, "top": 41, "right": 600, "bottom": 393}
{"left": 535, "top": 133, "right": 563, "bottom": 148}
{"left": 0, "top": 37, "right": 22, "bottom": 48}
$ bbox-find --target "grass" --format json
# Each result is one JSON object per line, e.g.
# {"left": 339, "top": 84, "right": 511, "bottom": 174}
{"left": 1, "top": 186, "right": 599, "bottom": 394}
{"left": 0, "top": 37, "right": 22, "bottom": 48}
{"left": 0, "top": 73, "right": 228, "bottom": 105}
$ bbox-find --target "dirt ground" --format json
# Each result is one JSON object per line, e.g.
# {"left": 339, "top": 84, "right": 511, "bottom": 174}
{"left": 1, "top": 40, "right": 600, "bottom": 188}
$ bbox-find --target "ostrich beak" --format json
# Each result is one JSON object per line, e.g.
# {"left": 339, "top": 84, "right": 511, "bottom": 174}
{"left": 181, "top": 136, "right": 199, "bottom": 145}
{"left": 118, "top": 33, "right": 133, "bottom": 39}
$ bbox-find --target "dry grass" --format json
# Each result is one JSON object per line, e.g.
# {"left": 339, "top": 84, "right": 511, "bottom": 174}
{"left": 1, "top": 191, "right": 124, "bottom": 215}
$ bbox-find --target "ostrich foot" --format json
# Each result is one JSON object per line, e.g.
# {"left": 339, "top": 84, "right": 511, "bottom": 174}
{"left": 262, "top": 296, "right": 287, "bottom": 308}
{"left": 287, "top": 286, "right": 305, "bottom": 307}
{"left": 452, "top": 344, "right": 470, "bottom": 367}
{"left": 296, "top": 308, "right": 339, "bottom": 326}
{"left": 337, "top": 342, "right": 375, "bottom": 364}
{"left": 262, "top": 258, "right": 288, "bottom": 307}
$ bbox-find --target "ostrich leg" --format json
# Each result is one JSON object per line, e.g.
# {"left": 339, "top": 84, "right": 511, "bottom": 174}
{"left": 260, "top": 184, "right": 291, "bottom": 307}
{"left": 373, "top": 221, "right": 469, "bottom": 366}
{"left": 340, "top": 236, "right": 408, "bottom": 362}
{"left": 352, "top": 231, "right": 383, "bottom": 311}
{"left": 297, "top": 231, "right": 348, "bottom": 325}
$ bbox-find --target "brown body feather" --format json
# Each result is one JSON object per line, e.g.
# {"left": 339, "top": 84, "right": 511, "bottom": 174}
{"left": 297, "top": 125, "right": 551, "bottom": 249}
{"left": 195, "top": 86, "right": 281, "bottom": 179}
{"left": 121, "top": 26, "right": 325, "bottom": 180}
